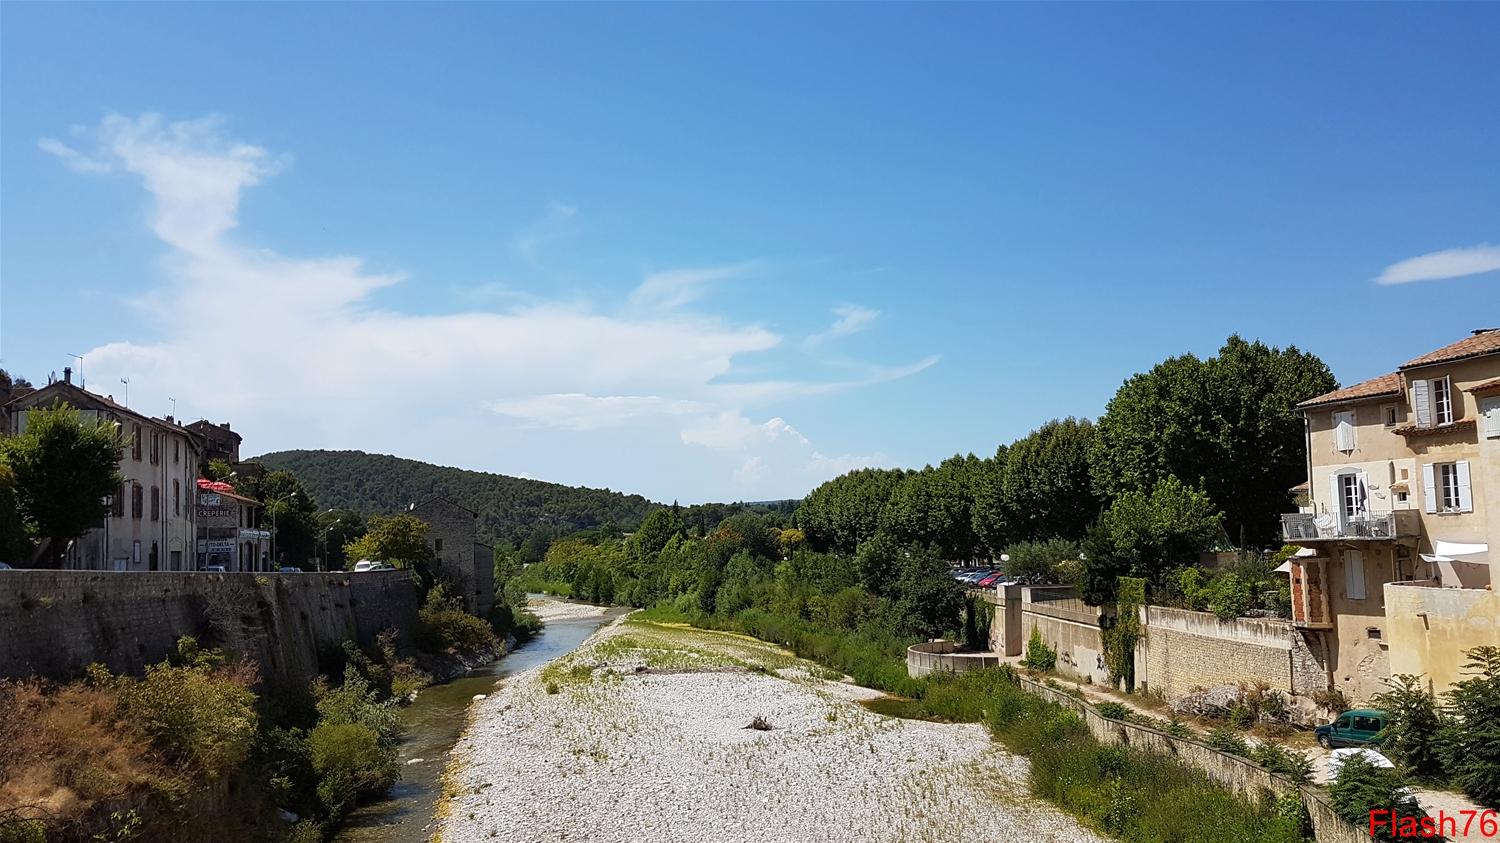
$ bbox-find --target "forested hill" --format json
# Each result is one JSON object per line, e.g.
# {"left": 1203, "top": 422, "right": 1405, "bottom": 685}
{"left": 254, "top": 449, "right": 656, "bottom": 544}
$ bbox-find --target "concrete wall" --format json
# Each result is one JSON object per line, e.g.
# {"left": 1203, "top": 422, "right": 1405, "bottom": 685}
{"left": 984, "top": 584, "right": 1023, "bottom": 656}
{"left": 1022, "top": 586, "right": 1108, "bottom": 684}
{"left": 1385, "top": 582, "right": 1500, "bottom": 693}
{"left": 906, "top": 639, "right": 1004, "bottom": 678}
{"left": 0, "top": 570, "right": 419, "bottom": 691}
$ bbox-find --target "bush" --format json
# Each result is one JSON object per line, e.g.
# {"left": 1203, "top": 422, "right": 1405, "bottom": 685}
{"left": 1443, "top": 646, "right": 1500, "bottom": 808}
{"left": 1095, "top": 701, "right": 1130, "bottom": 721}
{"left": 1207, "top": 726, "right": 1251, "bottom": 758}
{"left": 1023, "top": 626, "right": 1057, "bottom": 672}
{"left": 1374, "top": 674, "right": 1449, "bottom": 781}
{"left": 113, "top": 640, "right": 258, "bottom": 778}
{"left": 1251, "top": 742, "right": 1313, "bottom": 784}
{"left": 415, "top": 585, "right": 499, "bottom": 655}
{"left": 309, "top": 722, "right": 398, "bottom": 820}
{"left": 1329, "top": 754, "right": 1430, "bottom": 842}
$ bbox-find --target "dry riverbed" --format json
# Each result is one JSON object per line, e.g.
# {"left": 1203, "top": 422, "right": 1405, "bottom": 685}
{"left": 437, "top": 614, "right": 1106, "bottom": 843}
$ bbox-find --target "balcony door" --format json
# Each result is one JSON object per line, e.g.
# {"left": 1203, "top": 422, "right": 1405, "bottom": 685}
{"left": 1333, "top": 470, "right": 1368, "bottom": 533}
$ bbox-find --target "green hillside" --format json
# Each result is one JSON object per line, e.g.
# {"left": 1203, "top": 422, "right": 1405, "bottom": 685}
{"left": 253, "top": 449, "right": 656, "bottom": 545}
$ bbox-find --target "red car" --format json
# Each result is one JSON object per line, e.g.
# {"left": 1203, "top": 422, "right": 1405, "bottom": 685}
{"left": 976, "top": 572, "right": 1006, "bottom": 588}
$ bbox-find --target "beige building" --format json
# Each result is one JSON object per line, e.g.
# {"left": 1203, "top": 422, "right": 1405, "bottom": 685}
{"left": 6, "top": 377, "right": 201, "bottom": 571}
{"left": 1285, "top": 329, "right": 1499, "bottom": 700}
{"left": 409, "top": 496, "right": 495, "bottom": 618}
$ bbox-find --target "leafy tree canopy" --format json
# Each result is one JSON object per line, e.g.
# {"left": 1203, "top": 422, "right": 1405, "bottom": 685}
{"left": 0, "top": 404, "right": 124, "bottom": 567}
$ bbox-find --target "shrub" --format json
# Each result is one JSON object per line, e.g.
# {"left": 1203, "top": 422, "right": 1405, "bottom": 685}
{"left": 114, "top": 643, "right": 258, "bottom": 778}
{"left": 315, "top": 667, "right": 402, "bottom": 747}
{"left": 1228, "top": 704, "right": 1255, "bottom": 730}
{"left": 1023, "top": 626, "right": 1057, "bottom": 672}
{"left": 1329, "top": 754, "right": 1430, "bottom": 842}
{"left": 309, "top": 721, "right": 398, "bottom": 820}
{"left": 1443, "top": 646, "right": 1500, "bottom": 808}
{"left": 1374, "top": 674, "right": 1449, "bottom": 781}
{"left": 1095, "top": 701, "right": 1130, "bottom": 721}
{"left": 1207, "top": 726, "right": 1251, "bottom": 758}
{"left": 1251, "top": 742, "right": 1313, "bottom": 784}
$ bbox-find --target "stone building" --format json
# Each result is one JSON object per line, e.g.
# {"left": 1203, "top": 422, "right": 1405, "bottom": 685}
{"left": 1284, "top": 328, "right": 1500, "bottom": 699}
{"left": 195, "top": 480, "right": 270, "bottom": 571}
{"left": 6, "top": 376, "right": 201, "bottom": 571}
{"left": 186, "top": 419, "right": 243, "bottom": 465}
{"left": 409, "top": 496, "right": 495, "bottom": 617}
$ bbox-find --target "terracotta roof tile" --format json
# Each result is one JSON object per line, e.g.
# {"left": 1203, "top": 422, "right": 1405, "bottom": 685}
{"left": 1400, "top": 330, "right": 1500, "bottom": 370}
{"left": 1297, "top": 373, "right": 1402, "bottom": 409}
{"left": 1467, "top": 376, "right": 1500, "bottom": 395}
{"left": 1392, "top": 418, "right": 1477, "bottom": 438}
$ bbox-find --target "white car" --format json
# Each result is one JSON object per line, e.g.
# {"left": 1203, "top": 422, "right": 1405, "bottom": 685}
{"left": 352, "top": 559, "right": 396, "bottom": 572}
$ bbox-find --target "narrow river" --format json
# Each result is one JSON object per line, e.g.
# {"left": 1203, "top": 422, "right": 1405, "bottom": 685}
{"left": 333, "top": 605, "right": 622, "bottom": 843}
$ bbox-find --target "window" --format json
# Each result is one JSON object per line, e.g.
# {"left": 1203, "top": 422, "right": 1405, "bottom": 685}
{"left": 1483, "top": 395, "right": 1500, "bottom": 439}
{"left": 1381, "top": 404, "right": 1399, "bottom": 428}
{"left": 1367, "top": 627, "right": 1382, "bottom": 640}
{"left": 150, "top": 486, "right": 161, "bottom": 521}
{"left": 170, "top": 550, "right": 182, "bottom": 571}
{"left": 173, "top": 480, "right": 181, "bottom": 516}
{"left": 1425, "top": 461, "right": 1473, "bottom": 514}
{"left": 1344, "top": 549, "right": 1366, "bottom": 600}
{"left": 132, "top": 540, "right": 141, "bottom": 564}
{"left": 131, "top": 484, "right": 143, "bottom": 519}
{"left": 1353, "top": 716, "right": 1381, "bottom": 732}
{"left": 112, "top": 484, "right": 125, "bottom": 518}
{"left": 435, "top": 538, "right": 444, "bottom": 553}
{"left": 150, "top": 432, "right": 160, "bottom": 465}
{"left": 1433, "top": 377, "right": 1453, "bottom": 425}
{"left": 132, "top": 424, "right": 142, "bottom": 460}
{"left": 1333, "top": 411, "right": 1356, "bottom": 452}
{"left": 174, "top": 438, "right": 180, "bottom": 463}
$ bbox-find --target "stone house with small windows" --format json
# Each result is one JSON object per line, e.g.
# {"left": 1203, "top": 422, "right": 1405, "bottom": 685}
{"left": 5, "top": 376, "right": 201, "bottom": 571}
{"left": 409, "top": 496, "right": 495, "bottom": 618}
{"left": 1283, "top": 329, "right": 1500, "bottom": 700}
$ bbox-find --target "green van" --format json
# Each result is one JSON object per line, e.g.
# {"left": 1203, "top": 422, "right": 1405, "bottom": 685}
{"left": 1315, "top": 709, "right": 1389, "bottom": 748}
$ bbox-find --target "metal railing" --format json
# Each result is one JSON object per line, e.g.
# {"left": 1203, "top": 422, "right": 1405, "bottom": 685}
{"left": 1281, "top": 511, "right": 1398, "bottom": 541}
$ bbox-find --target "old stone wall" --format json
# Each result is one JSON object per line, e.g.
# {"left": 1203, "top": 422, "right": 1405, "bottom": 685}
{"left": 906, "top": 639, "right": 1004, "bottom": 678}
{"left": 1138, "top": 606, "right": 1295, "bottom": 697}
{"left": 0, "top": 570, "right": 419, "bottom": 691}
{"left": 1022, "top": 586, "right": 1108, "bottom": 684}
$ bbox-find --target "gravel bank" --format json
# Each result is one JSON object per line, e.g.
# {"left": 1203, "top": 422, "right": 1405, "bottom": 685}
{"left": 439, "top": 616, "right": 1106, "bottom": 843}
{"left": 526, "top": 597, "right": 610, "bottom": 623}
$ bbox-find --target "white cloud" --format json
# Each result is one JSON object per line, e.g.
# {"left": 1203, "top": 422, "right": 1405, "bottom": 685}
{"left": 513, "top": 201, "right": 579, "bottom": 261}
{"left": 804, "top": 303, "right": 879, "bottom": 347}
{"left": 1375, "top": 243, "right": 1500, "bottom": 285}
{"left": 40, "top": 113, "right": 931, "bottom": 500}
{"left": 627, "top": 263, "right": 754, "bottom": 311}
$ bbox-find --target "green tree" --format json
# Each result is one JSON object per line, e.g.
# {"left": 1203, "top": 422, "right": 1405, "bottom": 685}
{"left": 879, "top": 456, "right": 983, "bottom": 562}
{"left": 344, "top": 513, "right": 434, "bottom": 578}
{"left": 253, "top": 470, "right": 319, "bottom": 568}
{"left": 0, "top": 462, "right": 33, "bottom": 563}
{"left": 0, "top": 404, "right": 124, "bottom": 567}
{"left": 1373, "top": 674, "right": 1448, "bottom": 780}
{"left": 969, "top": 445, "right": 1011, "bottom": 554}
{"left": 797, "top": 468, "right": 906, "bottom": 554}
{"left": 1082, "top": 476, "right": 1222, "bottom": 603}
{"left": 999, "top": 418, "right": 1101, "bottom": 543}
{"left": 627, "top": 507, "right": 685, "bottom": 561}
{"left": 318, "top": 509, "right": 367, "bottom": 571}
{"left": 1443, "top": 646, "right": 1500, "bottom": 808}
{"left": 1091, "top": 336, "right": 1335, "bottom": 546}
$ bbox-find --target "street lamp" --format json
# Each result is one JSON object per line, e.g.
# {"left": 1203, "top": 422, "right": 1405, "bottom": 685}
{"left": 265, "top": 490, "right": 303, "bottom": 571}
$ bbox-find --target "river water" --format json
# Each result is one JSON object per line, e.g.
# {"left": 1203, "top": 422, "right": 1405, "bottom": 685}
{"left": 333, "top": 606, "right": 620, "bottom": 843}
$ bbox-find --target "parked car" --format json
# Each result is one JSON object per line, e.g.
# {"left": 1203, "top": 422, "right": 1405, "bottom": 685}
{"left": 352, "top": 559, "right": 395, "bottom": 572}
{"left": 0, "top": 562, "right": 13, "bottom": 571}
{"left": 960, "top": 570, "right": 994, "bottom": 583}
{"left": 278, "top": 566, "right": 301, "bottom": 574}
{"left": 201, "top": 564, "right": 227, "bottom": 573}
{"left": 977, "top": 572, "right": 1008, "bottom": 587}
{"left": 1315, "top": 709, "right": 1389, "bottom": 749}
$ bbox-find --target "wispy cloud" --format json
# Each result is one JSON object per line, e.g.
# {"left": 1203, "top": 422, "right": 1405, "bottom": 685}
{"left": 512, "top": 201, "right": 579, "bottom": 262}
{"left": 626, "top": 263, "right": 755, "bottom": 311}
{"left": 39, "top": 113, "right": 932, "bottom": 499}
{"left": 804, "top": 303, "right": 879, "bottom": 347}
{"left": 1375, "top": 243, "right": 1500, "bottom": 285}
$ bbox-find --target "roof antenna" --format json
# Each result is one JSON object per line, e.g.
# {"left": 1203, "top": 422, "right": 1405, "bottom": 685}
{"left": 120, "top": 377, "right": 129, "bottom": 407}
{"left": 67, "top": 354, "right": 84, "bottom": 389}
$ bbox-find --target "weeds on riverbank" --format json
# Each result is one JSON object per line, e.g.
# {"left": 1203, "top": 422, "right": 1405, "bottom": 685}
{"left": 867, "top": 667, "right": 1309, "bottom": 843}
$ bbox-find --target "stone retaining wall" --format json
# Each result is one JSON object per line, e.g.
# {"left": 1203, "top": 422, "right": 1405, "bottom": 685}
{"left": 0, "top": 570, "right": 419, "bottom": 691}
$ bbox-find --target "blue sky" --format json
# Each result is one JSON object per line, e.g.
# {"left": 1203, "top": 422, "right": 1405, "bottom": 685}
{"left": 2, "top": 3, "right": 1497, "bottom": 503}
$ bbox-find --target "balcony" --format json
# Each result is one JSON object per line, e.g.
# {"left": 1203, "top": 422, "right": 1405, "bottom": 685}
{"left": 1281, "top": 510, "right": 1420, "bottom": 542}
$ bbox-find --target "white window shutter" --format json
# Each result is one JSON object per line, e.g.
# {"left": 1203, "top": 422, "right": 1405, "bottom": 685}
{"left": 1345, "top": 549, "right": 1366, "bottom": 600}
{"left": 1329, "top": 473, "right": 1343, "bottom": 518}
{"left": 1456, "top": 461, "right": 1473, "bottom": 513}
{"left": 1413, "top": 379, "right": 1432, "bottom": 428}
{"left": 1422, "top": 463, "right": 1437, "bottom": 513}
{"left": 1483, "top": 397, "right": 1500, "bottom": 439}
{"left": 1334, "top": 411, "right": 1355, "bottom": 452}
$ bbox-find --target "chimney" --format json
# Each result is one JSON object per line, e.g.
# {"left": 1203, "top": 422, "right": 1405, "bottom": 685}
{"left": 63, "top": 367, "right": 72, "bottom": 385}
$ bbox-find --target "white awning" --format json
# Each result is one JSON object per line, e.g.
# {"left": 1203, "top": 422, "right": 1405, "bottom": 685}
{"left": 1294, "top": 546, "right": 1319, "bottom": 557}
{"left": 1273, "top": 560, "right": 1293, "bottom": 574}
{"left": 1422, "top": 540, "right": 1489, "bottom": 564}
